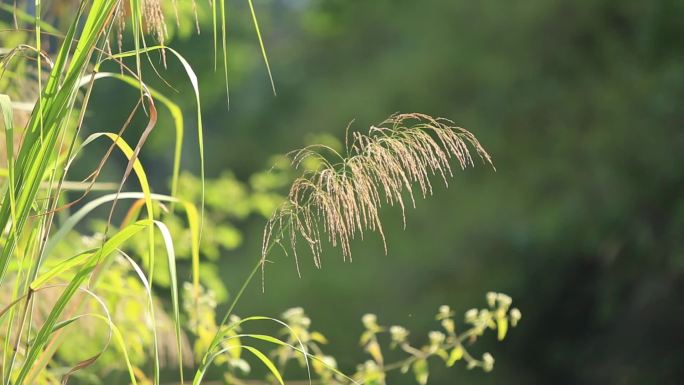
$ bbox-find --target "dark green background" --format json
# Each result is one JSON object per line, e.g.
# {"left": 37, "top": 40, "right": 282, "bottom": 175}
{"left": 93, "top": 0, "right": 684, "bottom": 384}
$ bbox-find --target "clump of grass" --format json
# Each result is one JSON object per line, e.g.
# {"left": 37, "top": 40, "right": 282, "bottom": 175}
{"left": 262, "top": 113, "right": 493, "bottom": 275}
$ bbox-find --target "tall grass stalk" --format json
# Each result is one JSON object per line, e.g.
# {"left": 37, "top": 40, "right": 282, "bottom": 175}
{"left": 0, "top": 1, "right": 197, "bottom": 383}
{"left": 0, "top": 1, "right": 504, "bottom": 384}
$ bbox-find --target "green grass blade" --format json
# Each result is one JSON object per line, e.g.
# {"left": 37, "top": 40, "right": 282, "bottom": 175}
{"left": 0, "top": 0, "right": 117, "bottom": 284}
{"left": 106, "top": 47, "right": 205, "bottom": 261}
{"left": 42, "top": 192, "right": 201, "bottom": 305}
{"left": 82, "top": 72, "right": 185, "bottom": 206}
{"left": 0, "top": 3, "right": 60, "bottom": 34}
{"left": 89, "top": 314, "right": 139, "bottom": 385}
{"left": 247, "top": 0, "right": 276, "bottom": 95}
{"left": 212, "top": 0, "right": 218, "bottom": 70}
{"left": 0, "top": 94, "right": 18, "bottom": 243}
{"left": 75, "top": 131, "right": 155, "bottom": 228}
{"left": 236, "top": 334, "right": 355, "bottom": 383}
{"left": 25, "top": 249, "right": 93, "bottom": 289}
{"left": 220, "top": 0, "right": 230, "bottom": 107}
{"left": 30, "top": 220, "right": 152, "bottom": 290}
{"left": 16, "top": 219, "right": 150, "bottom": 384}
{"left": 242, "top": 346, "right": 284, "bottom": 385}
{"left": 35, "top": 0, "right": 44, "bottom": 144}
{"left": 152, "top": 220, "right": 184, "bottom": 383}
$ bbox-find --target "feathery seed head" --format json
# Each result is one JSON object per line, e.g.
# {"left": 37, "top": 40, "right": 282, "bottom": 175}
{"left": 262, "top": 113, "right": 493, "bottom": 278}
{"left": 114, "top": 0, "right": 171, "bottom": 53}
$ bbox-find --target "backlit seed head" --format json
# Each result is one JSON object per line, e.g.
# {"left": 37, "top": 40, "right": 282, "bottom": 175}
{"left": 261, "top": 113, "right": 492, "bottom": 280}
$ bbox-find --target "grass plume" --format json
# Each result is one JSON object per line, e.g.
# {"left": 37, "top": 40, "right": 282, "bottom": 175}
{"left": 262, "top": 113, "right": 494, "bottom": 277}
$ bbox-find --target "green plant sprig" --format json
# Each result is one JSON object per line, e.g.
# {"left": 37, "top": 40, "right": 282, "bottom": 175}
{"left": 185, "top": 290, "right": 520, "bottom": 385}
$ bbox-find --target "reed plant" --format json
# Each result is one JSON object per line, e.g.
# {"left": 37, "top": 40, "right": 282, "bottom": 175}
{"left": 0, "top": 1, "right": 519, "bottom": 384}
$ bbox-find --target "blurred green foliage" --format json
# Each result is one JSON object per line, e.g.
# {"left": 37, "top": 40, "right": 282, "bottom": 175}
{"left": 126, "top": 169, "right": 288, "bottom": 302}
{"left": 114, "top": 1, "right": 681, "bottom": 384}
{"left": 181, "top": 283, "right": 520, "bottom": 385}
{"left": 5, "top": 0, "right": 680, "bottom": 383}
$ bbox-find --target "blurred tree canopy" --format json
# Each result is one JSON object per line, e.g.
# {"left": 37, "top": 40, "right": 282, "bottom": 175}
{"left": 84, "top": 0, "right": 684, "bottom": 384}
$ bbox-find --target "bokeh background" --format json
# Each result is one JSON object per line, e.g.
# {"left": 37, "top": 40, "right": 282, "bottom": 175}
{"left": 90, "top": 0, "right": 684, "bottom": 384}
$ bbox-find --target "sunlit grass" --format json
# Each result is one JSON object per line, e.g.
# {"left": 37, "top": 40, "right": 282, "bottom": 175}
{"left": 0, "top": 1, "right": 516, "bottom": 384}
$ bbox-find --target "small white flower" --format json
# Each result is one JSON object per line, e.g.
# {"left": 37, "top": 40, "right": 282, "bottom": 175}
{"left": 437, "top": 304, "right": 454, "bottom": 320}
{"left": 282, "top": 307, "right": 305, "bottom": 320}
{"left": 482, "top": 352, "right": 495, "bottom": 372}
{"left": 230, "top": 358, "right": 251, "bottom": 374}
{"left": 497, "top": 293, "right": 512, "bottom": 309}
{"left": 509, "top": 307, "right": 522, "bottom": 326}
{"left": 81, "top": 232, "right": 104, "bottom": 248}
{"left": 390, "top": 325, "right": 409, "bottom": 342}
{"left": 362, "top": 313, "right": 378, "bottom": 329}
{"left": 428, "top": 331, "right": 446, "bottom": 345}
{"left": 464, "top": 308, "right": 478, "bottom": 322}
{"left": 363, "top": 360, "right": 380, "bottom": 371}
{"left": 229, "top": 314, "right": 241, "bottom": 324}
{"left": 486, "top": 292, "right": 497, "bottom": 308}
{"left": 321, "top": 355, "right": 337, "bottom": 369}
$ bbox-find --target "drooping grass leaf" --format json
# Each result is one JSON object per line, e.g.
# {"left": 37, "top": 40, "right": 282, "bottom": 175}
{"left": 247, "top": 0, "right": 276, "bottom": 95}
{"left": 242, "top": 346, "right": 284, "bottom": 385}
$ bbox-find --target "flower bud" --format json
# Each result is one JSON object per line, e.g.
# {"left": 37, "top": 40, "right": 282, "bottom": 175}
{"left": 362, "top": 313, "right": 378, "bottom": 329}
{"left": 321, "top": 355, "right": 337, "bottom": 369}
{"left": 497, "top": 293, "right": 512, "bottom": 309}
{"left": 390, "top": 325, "right": 409, "bottom": 343}
{"left": 428, "top": 331, "right": 446, "bottom": 346}
{"left": 228, "top": 314, "right": 241, "bottom": 325}
{"left": 437, "top": 305, "right": 454, "bottom": 320}
{"left": 282, "top": 307, "right": 305, "bottom": 321}
{"left": 509, "top": 307, "right": 522, "bottom": 326}
{"left": 482, "top": 353, "right": 495, "bottom": 372}
{"left": 486, "top": 292, "right": 497, "bottom": 308}
{"left": 441, "top": 318, "right": 455, "bottom": 334}
{"left": 464, "top": 308, "right": 478, "bottom": 323}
